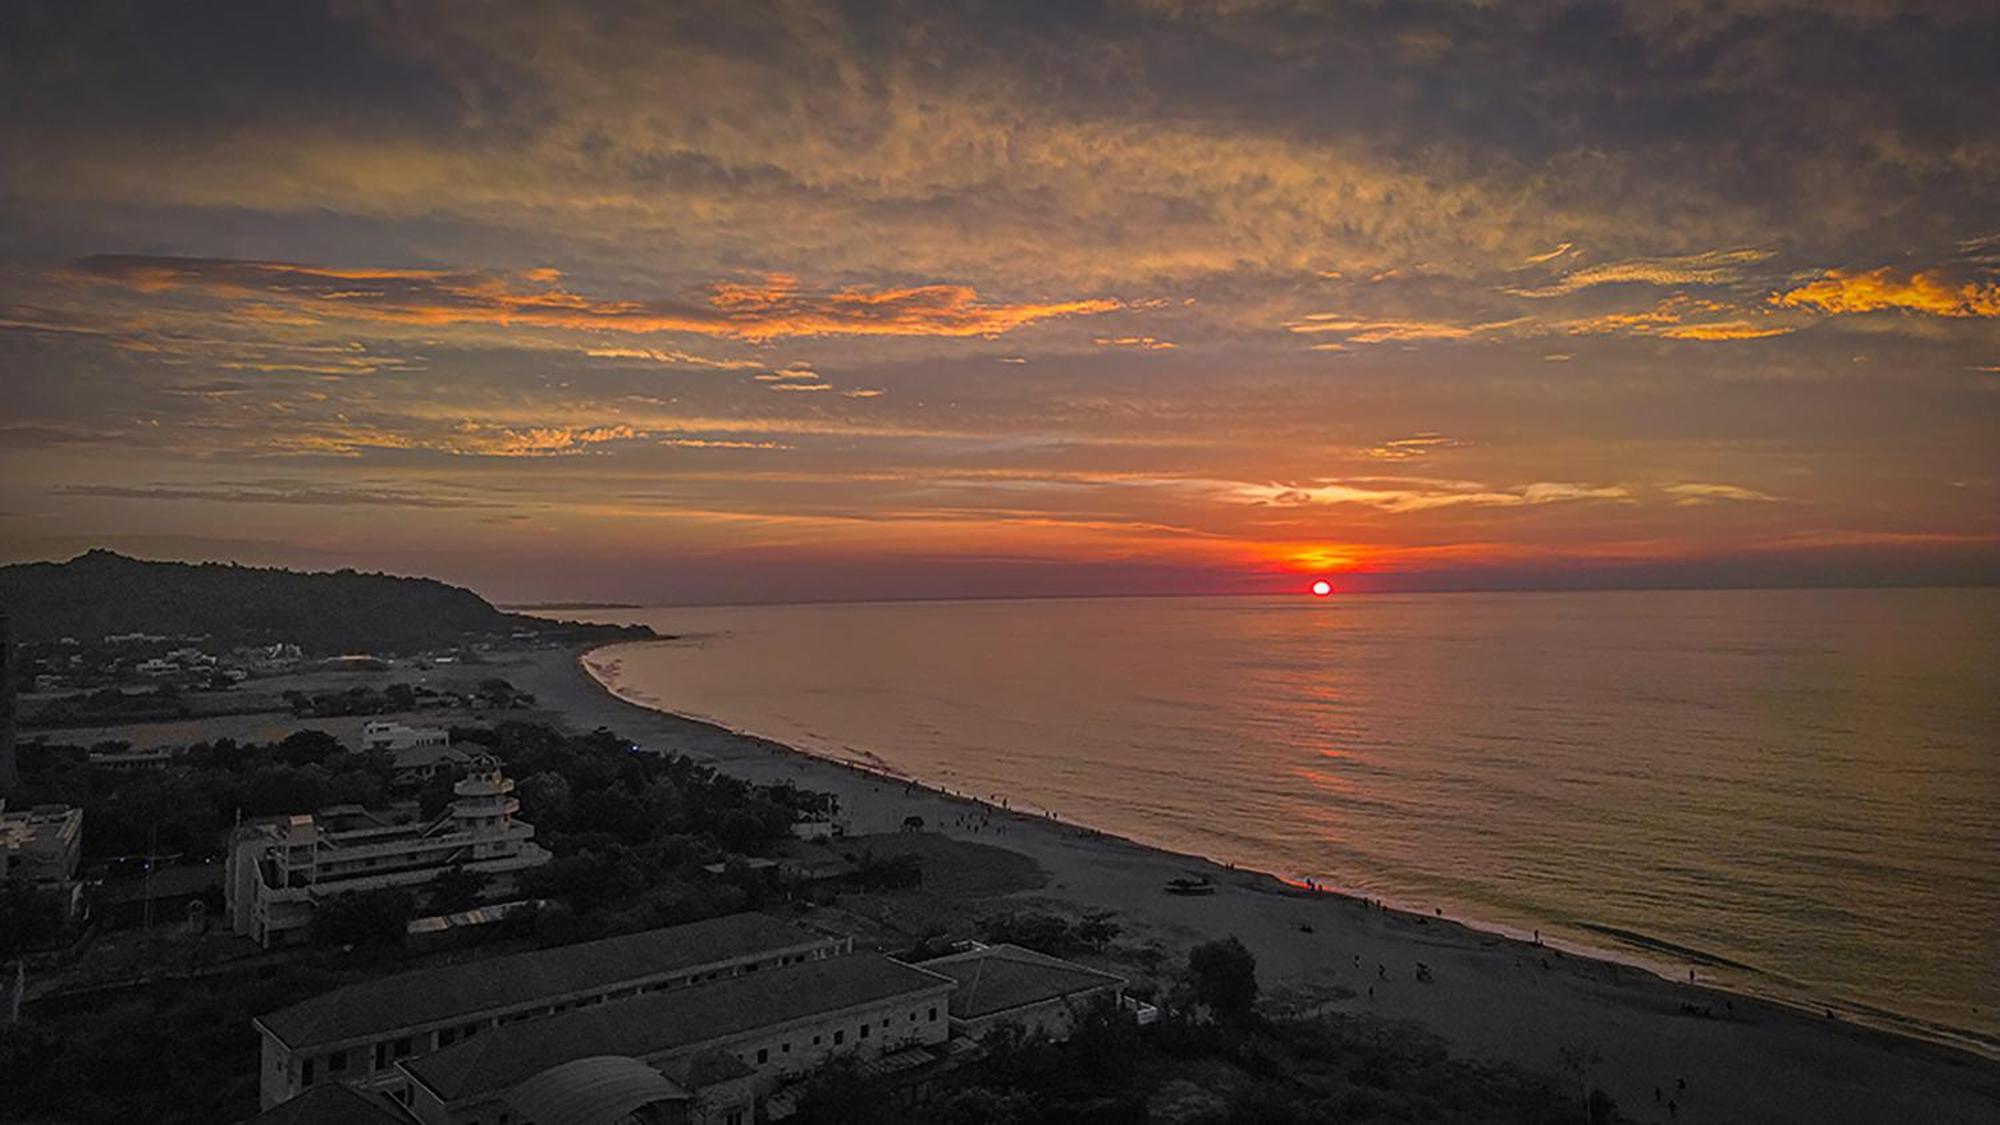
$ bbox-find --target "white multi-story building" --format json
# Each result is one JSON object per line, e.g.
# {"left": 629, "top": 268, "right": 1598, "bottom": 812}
{"left": 224, "top": 766, "right": 549, "bottom": 948}
{"left": 0, "top": 800, "right": 84, "bottom": 919}
{"left": 361, "top": 721, "right": 450, "bottom": 753}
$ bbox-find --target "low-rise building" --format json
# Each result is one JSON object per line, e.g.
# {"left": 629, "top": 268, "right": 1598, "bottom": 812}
{"left": 917, "top": 942, "right": 1128, "bottom": 1041}
{"left": 225, "top": 765, "right": 550, "bottom": 948}
{"left": 363, "top": 721, "right": 451, "bottom": 753}
{"left": 87, "top": 745, "right": 178, "bottom": 772}
{"left": 253, "top": 912, "right": 846, "bottom": 1110}
{"left": 0, "top": 799, "right": 84, "bottom": 918}
{"left": 244, "top": 1081, "right": 409, "bottom": 1125}
{"left": 398, "top": 952, "right": 957, "bottom": 1125}
{"left": 390, "top": 744, "right": 492, "bottom": 789}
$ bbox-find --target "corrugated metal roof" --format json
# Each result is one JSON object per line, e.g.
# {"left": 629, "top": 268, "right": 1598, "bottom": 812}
{"left": 259, "top": 912, "right": 826, "bottom": 1048}
{"left": 918, "top": 944, "right": 1123, "bottom": 1019}
{"left": 502, "top": 1055, "right": 688, "bottom": 1125}
{"left": 404, "top": 953, "right": 955, "bottom": 1102}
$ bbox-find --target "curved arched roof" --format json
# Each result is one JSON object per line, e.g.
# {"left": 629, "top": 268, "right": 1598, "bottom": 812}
{"left": 504, "top": 1055, "right": 689, "bottom": 1125}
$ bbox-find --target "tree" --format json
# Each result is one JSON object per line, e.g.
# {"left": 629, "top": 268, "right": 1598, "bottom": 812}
{"left": 1184, "top": 937, "right": 1258, "bottom": 1023}
{"left": 1077, "top": 911, "right": 1121, "bottom": 951}
{"left": 0, "top": 881, "right": 67, "bottom": 958}
{"left": 428, "top": 865, "right": 491, "bottom": 913}
{"left": 315, "top": 888, "right": 413, "bottom": 949}
{"left": 517, "top": 771, "right": 574, "bottom": 829}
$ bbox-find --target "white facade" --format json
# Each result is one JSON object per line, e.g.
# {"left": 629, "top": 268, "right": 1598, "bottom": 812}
{"left": 225, "top": 767, "right": 548, "bottom": 948}
{"left": 0, "top": 800, "right": 84, "bottom": 918}
{"left": 362, "top": 721, "right": 450, "bottom": 753}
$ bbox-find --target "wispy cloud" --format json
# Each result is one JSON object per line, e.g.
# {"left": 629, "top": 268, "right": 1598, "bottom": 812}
{"left": 53, "top": 483, "right": 507, "bottom": 509}
{"left": 1508, "top": 248, "right": 1774, "bottom": 298}
{"left": 1094, "top": 336, "right": 1176, "bottom": 350}
{"left": 659, "top": 437, "right": 793, "bottom": 450}
{"left": 1560, "top": 296, "right": 1794, "bottom": 341}
{"left": 1663, "top": 482, "right": 1781, "bottom": 505}
{"left": 1244, "top": 477, "right": 1631, "bottom": 514}
{"left": 70, "top": 256, "right": 1125, "bottom": 342}
{"left": 583, "top": 346, "right": 764, "bottom": 369}
{"left": 1366, "top": 434, "right": 1462, "bottom": 461}
{"left": 1287, "top": 315, "right": 1526, "bottom": 345}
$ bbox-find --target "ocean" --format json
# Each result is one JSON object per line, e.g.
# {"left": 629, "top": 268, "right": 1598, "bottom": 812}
{"left": 570, "top": 588, "right": 2000, "bottom": 1050}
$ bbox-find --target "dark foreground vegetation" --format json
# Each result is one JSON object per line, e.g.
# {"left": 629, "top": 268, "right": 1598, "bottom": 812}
{"left": 1, "top": 721, "right": 833, "bottom": 1122}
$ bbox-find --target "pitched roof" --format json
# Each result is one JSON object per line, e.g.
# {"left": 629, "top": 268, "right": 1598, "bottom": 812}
{"left": 245, "top": 1082, "right": 410, "bottom": 1125}
{"left": 403, "top": 953, "right": 955, "bottom": 1102}
{"left": 259, "top": 912, "right": 827, "bottom": 1049}
{"left": 917, "top": 944, "right": 1123, "bottom": 1019}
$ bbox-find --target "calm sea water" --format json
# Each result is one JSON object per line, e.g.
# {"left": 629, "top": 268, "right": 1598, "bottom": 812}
{"left": 574, "top": 589, "right": 2000, "bottom": 1047}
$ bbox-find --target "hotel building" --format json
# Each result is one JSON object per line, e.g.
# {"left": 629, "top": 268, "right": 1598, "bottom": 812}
{"left": 225, "top": 765, "right": 549, "bottom": 948}
{"left": 0, "top": 799, "right": 84, "bottom": 919}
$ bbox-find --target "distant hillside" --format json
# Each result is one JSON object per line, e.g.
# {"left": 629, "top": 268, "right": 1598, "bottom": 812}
{"left": 0, "top": 550, "right": 654, "bottom": 653}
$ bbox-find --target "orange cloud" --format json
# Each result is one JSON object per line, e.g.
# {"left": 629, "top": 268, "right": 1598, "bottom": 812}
{"left": 1772, "top": 267, "right": 2000, "bottom": 318}
{"left": 1093, "top": 335, "right": 1176, "bottom": 350}
{"left": 1655, "top": 321, "right": 1793, "bottom": 341}
{"left": 1561, "top": 296, "right": 1793, "bottom": 341}
{"left": 69, "top": 256, "right": 1123, "bottom": 342}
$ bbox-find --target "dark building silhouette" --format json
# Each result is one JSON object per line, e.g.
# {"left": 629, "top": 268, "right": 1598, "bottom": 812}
{"left": 0, "top": 606, "right": 17, "bottom": 797}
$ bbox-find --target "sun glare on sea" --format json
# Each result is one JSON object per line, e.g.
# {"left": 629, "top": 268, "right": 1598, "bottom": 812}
{"left": 1311, "top": 579, "right": 1333, "bottom": 597}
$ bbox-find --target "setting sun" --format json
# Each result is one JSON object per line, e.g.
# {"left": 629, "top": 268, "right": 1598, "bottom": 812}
{"left": 1311, "top": 579, "right": 1333, "bottom": 597}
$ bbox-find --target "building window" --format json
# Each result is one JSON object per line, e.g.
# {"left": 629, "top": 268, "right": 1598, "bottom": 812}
{"left": 301, "top": 1059, "right": 315, "bottom": 1087}
{"left": 374, "top": 1043, "right": 387, "bottom": 1069}
{"left": 392, "top": 1037, "right": 413, "bottom": 1058}
{"left": 833, "top": 1030, "right": 843, "bottom": 1045}
{"left": 929, "top": 1006, "right": 939, "bottom": 1021}
{"left": 782, "top": 1042, "right": 791, "bottom": 1054}
{"left": 757, "top": 1048, "right": 769, "bottom": 1064}
{"left": 881, "top": 1017, "right": 890, "bottom": 1028}
{"left": 328, "top": 1050, "right": 348, "bottom": 1074}
{"left": 464, "top": 1023, "right": 480, "bottom": 1038}
{"left": 859, "top": 1024, "right": 869, "bottom": 1039}
{"left": 726, "top": 1112, "right": 744, "bottom": 1125}
{"left": 813, "top": 1035, "right": 822, "bottom": 1046}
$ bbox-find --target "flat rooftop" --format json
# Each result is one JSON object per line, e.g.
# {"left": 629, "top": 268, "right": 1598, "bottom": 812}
{"left": 259, "top": 912, "right": 831, "bottom": 1050}
{"left": 404, "top": 953, "right": 955, "bottom": 1102}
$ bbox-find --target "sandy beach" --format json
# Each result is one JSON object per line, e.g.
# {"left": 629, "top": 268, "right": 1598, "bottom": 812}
{"left": 511, "top": 642, "right": 2000, "bottom": 1125}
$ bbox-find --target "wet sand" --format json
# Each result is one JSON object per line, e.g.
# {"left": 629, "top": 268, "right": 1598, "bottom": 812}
{"left": 523, "top": 643, "right": 1999, "bottom": 1124}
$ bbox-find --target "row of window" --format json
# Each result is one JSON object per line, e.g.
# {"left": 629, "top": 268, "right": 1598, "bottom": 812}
{"left": 746, "top": 1006, "right": 940, "bottom": 1067}
{"left": 289, "top": 952, "right": 832, "bottom": 1090}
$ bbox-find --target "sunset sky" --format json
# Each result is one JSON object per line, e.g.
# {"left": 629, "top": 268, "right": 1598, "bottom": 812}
{"left": 3, "top": 1, "right": 1996, "bottom": 603}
